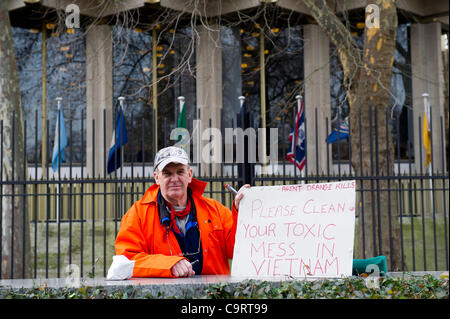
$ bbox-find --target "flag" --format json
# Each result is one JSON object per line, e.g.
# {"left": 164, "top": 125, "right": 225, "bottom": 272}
{"left": 326, "top": 120, "right": 349, "bottom": 144}
{"left": 177, "top": 98, "right": 186, "bottom": 142}
{"left": 51, "top": 104, "right": 68, "bottom": 172}
{"left": 177, "top": 99, "right": 187, "bottom": 129}
{"left": 107, "top": 105, "right": 128, "bottom": 174}
{"left": 239, "top": 98, "right": 247, "bottom": 115}
{"left": 423, "top": 101, "right": 431, "bottom": 167}
{"left": 286, "top": 99, "right": 306, "bottom": 171}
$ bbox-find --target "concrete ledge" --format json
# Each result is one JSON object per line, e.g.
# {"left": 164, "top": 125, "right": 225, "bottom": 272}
{"left": 0, "top": 271, "right": 447, "bottom": 298}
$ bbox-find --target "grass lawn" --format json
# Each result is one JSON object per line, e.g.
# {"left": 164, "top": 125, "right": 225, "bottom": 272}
{"left": 29, "top": 220, "right": 118, "bottom": 278}
{"left": 401, "top": 216, "right": 449, "bottom": 271}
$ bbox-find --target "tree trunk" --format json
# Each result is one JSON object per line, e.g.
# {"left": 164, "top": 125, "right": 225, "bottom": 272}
{"left": 0, "top": 2, "right": 31, "bottom": 279}
{"left": 303, "top": 0, "right": 403, "bottom": 270}
{"left": 353, "top": 0, "right": 403, "bottom": 271}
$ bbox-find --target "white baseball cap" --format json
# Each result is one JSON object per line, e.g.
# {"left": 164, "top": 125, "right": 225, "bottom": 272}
{"left": 154, "top": 146, "right": 189, "bottom": 171}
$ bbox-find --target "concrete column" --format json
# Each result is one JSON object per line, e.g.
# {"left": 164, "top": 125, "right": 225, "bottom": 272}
{"left": 85, "top": 24, "right": 113, "bottom": 177}
{"left": 195, "top": 24, "right": 222, "bottom": 176}
{"left": 303, "top": 24, "right": 332, "bottom": 174}
{"left": 411, "top": 22, "right": 446, "bottom": 172}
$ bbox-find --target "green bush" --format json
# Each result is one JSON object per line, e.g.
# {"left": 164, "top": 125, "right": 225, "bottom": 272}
{"left": 205, "top": 274, "right": 449, "bottom": 299}
{"left": 0, "top": 274, "right": 448, "bottom": 299}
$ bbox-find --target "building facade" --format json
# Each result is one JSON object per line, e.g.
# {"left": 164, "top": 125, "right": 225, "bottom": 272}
{"left": 6, "top": 0, "right": 449, "bottom": 177}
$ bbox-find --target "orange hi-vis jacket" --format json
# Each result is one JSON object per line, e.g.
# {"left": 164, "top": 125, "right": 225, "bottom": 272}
{"left": 115, "top": 178, "right": 238, "bottom": 277}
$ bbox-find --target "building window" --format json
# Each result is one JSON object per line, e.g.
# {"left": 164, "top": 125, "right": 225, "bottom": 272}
{"left": 157, "top": 27, "right": 196, "bottom": 148}
{"left": 221, "top": 22, "right": 304, "bottom": 161}
{"left": 264, "top": 25, "right": 303, "bottom": 160}
{"left": 12, "top": 26, "right": 86, "bottom": 165}
{"left": 112, "top": 26, "right": 196, "bottom": 162}
{"left": 221, "top": 26, "right": 242, "bottom": 128}
{"left": 113, "top": 26, "right": 153, "bottom": 163}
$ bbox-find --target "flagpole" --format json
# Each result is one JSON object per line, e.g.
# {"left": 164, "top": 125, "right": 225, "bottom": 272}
{"left": 41, "top": 22, "right": 48, "bottom": 177}
{"left": 260, "top": 31, "right": 267, "bottom": 175}
{"left": 238, "top": 96, "right": 245, "bottom": 108}
{"left": 238, "top": 95, "right": 245, "bottom": 179}
{"left": 152, "top": 28, "right": 158, "bottom": 153}
{"left": 118, "top": 97, "right": 125, "bottom": 178}
{"left": 56, "top": 97, "right": 62, "bottom": 224}
{"left": 422, "top": 93, "right": 433, "bottom": 213}
{"left": 295, "top": 94, "right": 305, "bottom": 185}
{"left": 118, "top": 96, "right": 125, "bottom": 213}
{"left": 177, "top": 96, "right": 185, "bottom": 114}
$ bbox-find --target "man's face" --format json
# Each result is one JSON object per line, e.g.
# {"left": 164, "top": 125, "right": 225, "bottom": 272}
{"left": 154, "top": 163, "right": 193, "bottom": 204}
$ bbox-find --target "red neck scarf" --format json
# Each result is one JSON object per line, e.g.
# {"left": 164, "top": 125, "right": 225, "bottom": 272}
{"left": 166, "top": 198, "right": 191, "bottom": 219}
{"left": 167, "top": 198, "right": 192, "bottom": 234}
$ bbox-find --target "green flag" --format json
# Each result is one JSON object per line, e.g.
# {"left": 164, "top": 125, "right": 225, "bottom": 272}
{"left": 177, "top": 100, "right": 186, "bottom": 129}
{"left": 177, "top": 98, "right": 186, "bottom": 142}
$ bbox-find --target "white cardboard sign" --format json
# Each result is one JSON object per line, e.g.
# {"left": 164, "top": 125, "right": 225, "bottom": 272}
{"left": 231, "top": 181, "right": 356, "bottom": 278}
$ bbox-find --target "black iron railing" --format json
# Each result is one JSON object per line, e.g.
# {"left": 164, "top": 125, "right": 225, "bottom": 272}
{"left": 0, "top": 106, "right": 448, "bottom": 279}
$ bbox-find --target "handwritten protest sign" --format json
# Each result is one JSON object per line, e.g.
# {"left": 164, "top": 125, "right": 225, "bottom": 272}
{"left": 231, "top": 181, "right": 356, "bottom": 278}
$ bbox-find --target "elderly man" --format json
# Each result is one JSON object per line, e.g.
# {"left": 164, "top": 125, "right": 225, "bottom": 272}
{"left": 115, "top": 146, "right": 248, "bottom": 277}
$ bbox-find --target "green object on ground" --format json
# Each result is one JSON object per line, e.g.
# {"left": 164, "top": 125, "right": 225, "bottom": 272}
{"left": 352, "top": 255, "right": 388, "bottom": 276}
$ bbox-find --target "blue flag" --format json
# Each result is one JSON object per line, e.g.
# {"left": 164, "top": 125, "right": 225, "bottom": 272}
{"left": 51, "top": 105, "right": 68, "bottom": 172}
{"left": 326, "top": 120, "right": 349, "bottom": 144}
{"left": 107, "top": 105, "right": 128, "bottom": 174}
{"left": 286, "top": 99, "right": 306, "bottom": 171}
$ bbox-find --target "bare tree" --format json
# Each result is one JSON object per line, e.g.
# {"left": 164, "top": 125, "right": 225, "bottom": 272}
{"left": 0, "top": 1, "right": 31, "bottom": 279}
{"left": 303, "top": 0, "right": 403, "bottom": 269}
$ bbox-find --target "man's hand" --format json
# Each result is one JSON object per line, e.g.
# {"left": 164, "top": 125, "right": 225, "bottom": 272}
{"left": 171, "top": 259, "right": 195, "bottom": 277}
{"left": 234, "top": 184, "right": 250, "bottom": 211}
